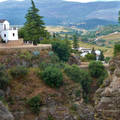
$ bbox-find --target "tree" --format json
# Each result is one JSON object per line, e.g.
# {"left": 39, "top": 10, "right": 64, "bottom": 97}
{"left": 99, "top": 51, "right": 104, "bottom": 61}
{"left": 118, "top": 11, "right": 120, "bottom": 24}
{"left": 89, "top": 61, "right": 105, "bottom": 78}
{"left": 114, "top": 43, "right": 120, "bottom": 56}
{"left": 52, "top": 41, "right": 71, "bottom": 62}
{"left": 73, "top": 34, "right": 79, "bottom": 49}
{"left": 24, "top": 0, "right": 46, "bottom": 45}
{"left": 91, "top": 47, "right": 96, "bottom": 60}
{"left": 64, "top": 34, "right": 71, "bottom": 48}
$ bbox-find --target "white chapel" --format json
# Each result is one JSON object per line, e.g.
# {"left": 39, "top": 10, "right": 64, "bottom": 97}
{"left": 0, "top": 19, "right": 18, "bottom": 43}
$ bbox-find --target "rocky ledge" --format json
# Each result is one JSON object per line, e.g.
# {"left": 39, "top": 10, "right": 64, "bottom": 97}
{"left": 95, "top": 56, "right": 120, "bottom": 120}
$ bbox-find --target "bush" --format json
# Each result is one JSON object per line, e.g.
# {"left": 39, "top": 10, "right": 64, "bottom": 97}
{"left": 41, "top": 66, "right": 63, "bottom": 88}
{"left": 0, "top": 64, "right": 10, "bottom": 90}
{"left": 10, "top": 66, "right": 28, "bottom": 78}
{"left": 64, "top": 64, "right": 92, "bottom": 98}
{"left": 89, "top": 61, "right": 108, "bottom": 87}
{"left": 89, "top": 61, "right": 105, "bottom": 78}
{"left": 85, "top": 53, "right": 96, "bottom": 61}
{"left": 114, "top": 43, "right": 120, "bottom": 56}
{"left": 52, "top": 41, "right": 71, "bottom": 62}
{"left": 27, "top": 95, "right": 42, "bottom": 114}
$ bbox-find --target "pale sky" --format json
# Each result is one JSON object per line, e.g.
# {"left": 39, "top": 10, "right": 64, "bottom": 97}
{"left": 0, "top": 0, "right": 120, "bottom": 3}
{"left": 0, "top": 0, "right": 24, "bottom": 2}
{"left": 65, "top": 0, "right": 120, "bottom": 3}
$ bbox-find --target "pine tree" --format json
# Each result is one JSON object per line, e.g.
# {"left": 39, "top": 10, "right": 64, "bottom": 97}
{"left": 99, "top": 51, "right": 104, "bottom": 61}
{"left": 24, "top": 0, "right": 46, "bottom": 45}
{"left": 91, "top": 47, "right": 96, "bottom": 60}
{"left": 73, "top": 34, "right": 79, "bottom": 49}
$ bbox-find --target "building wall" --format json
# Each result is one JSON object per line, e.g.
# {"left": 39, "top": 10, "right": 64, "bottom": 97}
{"left": 1, "top": 30, "right": 18, "bottom": 42}
{"left": 0, "top": 21, "right": 10, "bottom": 32}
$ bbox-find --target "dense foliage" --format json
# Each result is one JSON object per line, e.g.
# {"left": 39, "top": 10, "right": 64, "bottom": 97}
{"left": 89, "top": 61, "right": 105, "bottom": 78}
{"left": 0, "top": 64, "right": 10, "bottom": 90}
{"left": 41, "top": 66, "right": 63, "bottom": 88}
{"left": 73, "top": 34, "right": 79, "bottom": 49}
{"left": 23, "top": 0, "right": 47, "bottom": 44}
{"left": 114, "top": 43, "right": 120, "bottom": 56}
{"left": 52, "top": 41, "right": 71, "bottom": 62}
{"left": 89, "top": 61, "right": 107, "bottom": 86}
{"left": 27, "top": 95, "right": 42, "bottom": 114}
{"left": 64, "top": 64, "right": 92, "bottom": 101}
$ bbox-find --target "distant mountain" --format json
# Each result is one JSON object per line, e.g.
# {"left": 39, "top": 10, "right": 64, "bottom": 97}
{"left": 0, "top": 0, "right": 119, "bottom": 29}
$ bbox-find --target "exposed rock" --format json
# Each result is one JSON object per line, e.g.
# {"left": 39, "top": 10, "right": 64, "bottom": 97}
{"left": 0, "top": 101, "right": 14, "bottom": 120}
{"left": 68, "top": 53, "right": 81, "bottom": 65}
{"left": 38, "top": 105, "right": 75, "bottom": 120}
{"left": 76, "top": 103, "right": 95, "bottom": 120}
{"left": 95, "top": 56, "right": 120, "bottom": 120}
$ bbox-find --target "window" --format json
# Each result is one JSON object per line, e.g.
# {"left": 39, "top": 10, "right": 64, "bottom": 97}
{"left": 4, "top": 24, "right": 6, "bottom": 30}
{"left": 13, "top": 33, "right": 15, "bottom": 37}
{"left": 4, "top": 34, "right": 6, "bottom": 37}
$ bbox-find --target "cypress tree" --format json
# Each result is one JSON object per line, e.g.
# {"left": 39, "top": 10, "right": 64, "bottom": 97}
{"left": 24, "top": 0, "right": 46, "bottom": 45}
{"left": 118, "top": 11, "right": 120, "bottom": 24}
{"left": 73, "top": 34, "right": 79, "bottom": 49}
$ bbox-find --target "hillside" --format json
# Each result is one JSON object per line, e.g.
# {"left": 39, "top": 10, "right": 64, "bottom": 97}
{"left": 0, "top": 0, "right": 119, "bottom": 29}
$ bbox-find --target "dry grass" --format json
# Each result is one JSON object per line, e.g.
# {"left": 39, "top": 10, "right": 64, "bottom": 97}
{"left": 46, "top": 26, "right": 68, "bottom": 33}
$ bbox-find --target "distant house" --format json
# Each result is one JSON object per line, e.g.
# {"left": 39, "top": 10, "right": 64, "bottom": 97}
{"left": 78, "top": 47, "right": 101, "bottom": 60}
{"left": 78, "top": 47, "right": 92, "bottom": 53}
{"left": 0, "top": 19, "right": 18, "bottom": 43}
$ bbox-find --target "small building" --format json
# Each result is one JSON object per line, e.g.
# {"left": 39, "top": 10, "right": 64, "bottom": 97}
{"left": 78, "top": 47, "right": 92, "bottom": 53}
{"left": 0, "top": 19, "right": 18, "bottom": 43}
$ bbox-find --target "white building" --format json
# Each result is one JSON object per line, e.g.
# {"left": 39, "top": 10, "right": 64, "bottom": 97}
{"left": 0, "top": 19, "right": 18, "bottom": 43}
{"left": 78, "top": 47, "right": 92, "bottom": 53}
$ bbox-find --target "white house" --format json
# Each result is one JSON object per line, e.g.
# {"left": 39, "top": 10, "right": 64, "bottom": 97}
{"left": 0, "top": 19, "right": 18, "bottom": 43}
{"left": 78, "top": 47, "right": 92, "bottom": 53}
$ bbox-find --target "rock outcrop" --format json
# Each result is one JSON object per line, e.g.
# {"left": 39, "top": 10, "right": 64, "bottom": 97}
{"left": 95, "top": 56, "right": 120, "bottom": 120}
{"left": 0, "top": 101, "right": 14, "bottom": 120}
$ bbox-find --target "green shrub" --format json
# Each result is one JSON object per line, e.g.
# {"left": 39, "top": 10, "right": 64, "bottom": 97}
{"left": 19, "top": 51, "right": 32, "bottom": 61}
{"left": 41, "top": 66, "right": 63, "bottom": 88}
{"left": 75, "top": 90, "right": 81, "bottom": 97}
{"left": 10, "top": 66, "right": 28, "bottom": 78}
{"left": 114, "top": 43, "right": 120, "bottom": 56}
{"left": 71, "top": 104, "right": 78, "bottom": 111}
{"left": 89, "top": 61, "right": 105, "bottom": 78}
{"left": 85, "top": 53, "right": 96, "bottom": 61}
{"left": 64, "top": 64, "right": 92, "bottom": 99}
{"left": 52, "top": 41, "right": 71, "bottom": 62}
{"left": 27, "top": 95, "right": 42, "bottom": 114}
{"left": 89, "top": 61, "right": 108, "bottom": 87}
{"left": 47, "top": 114, "right": 54, "bottom": 120}
{"left": 105, "top": 57, "right": 111, "bottom": 63}
{"left": 0, "top": 64, "right": 10, "bottom": 90}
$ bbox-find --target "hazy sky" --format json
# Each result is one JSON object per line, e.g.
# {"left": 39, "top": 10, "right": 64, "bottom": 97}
{"left": 65, "top": 0, "right": 120, "bottom": 2}
{"left": 0, "top": 0, "right": 120, "bottom": 3}
{"left": 0, "top": 0, "right": 24, "bottom": 2}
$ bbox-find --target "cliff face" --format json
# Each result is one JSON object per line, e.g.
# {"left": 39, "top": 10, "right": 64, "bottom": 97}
{"left": 95, "top": 56, "right": 120, "bottom": 120}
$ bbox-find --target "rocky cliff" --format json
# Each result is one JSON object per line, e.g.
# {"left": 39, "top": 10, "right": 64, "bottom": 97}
{"left": 95, "top": 56, "right": 120, "bottom": 120}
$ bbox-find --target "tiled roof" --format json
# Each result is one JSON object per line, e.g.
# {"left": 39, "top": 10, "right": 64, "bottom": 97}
{"left": 0, "top": 19, "right": 6, "bottom": 23}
